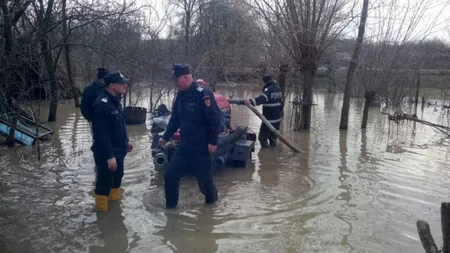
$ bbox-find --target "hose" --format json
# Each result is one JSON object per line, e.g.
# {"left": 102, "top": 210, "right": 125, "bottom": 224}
{"left": 154, "top": 152, "right": 168, "bottom": 167}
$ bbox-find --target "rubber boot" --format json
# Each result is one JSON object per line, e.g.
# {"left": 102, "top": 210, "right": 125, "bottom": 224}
{"left": 269, "top": 137, "right": 277, "bottom": 148}
{"left": 205, "top": 193, "right": 218, "bottom": 205}
{"left": 260, "top": 139, "right": 270, "bottom": 148}
{"left": 108, "top": 188, "right": 121, "bottom": 201}
{"left": 204, "top": 183, "right": 218, "bottom": 205}
{"left": 95, "top": 195, "right": 108, "bottom": 212}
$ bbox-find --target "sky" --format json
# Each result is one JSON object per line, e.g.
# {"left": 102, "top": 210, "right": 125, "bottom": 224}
{"left": 144, "top": 0, "right": 450, "bottom": 42}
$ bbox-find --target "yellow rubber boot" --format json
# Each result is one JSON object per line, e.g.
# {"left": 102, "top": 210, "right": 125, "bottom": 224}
{"left": 95, "top": 195, "right": 109, "bottom": 212}
{"left": 108, "top": 188, "right": 121, "bottom": 201}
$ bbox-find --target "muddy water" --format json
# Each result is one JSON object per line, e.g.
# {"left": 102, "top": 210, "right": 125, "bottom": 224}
{"left": 1, "top": 88, "right": 450, "bottom": 253}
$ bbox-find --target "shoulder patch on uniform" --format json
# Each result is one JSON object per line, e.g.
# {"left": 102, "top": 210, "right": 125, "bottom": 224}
{"left": 197, "top": 86, "right": 204, "bottom": 92}
{"left": 101, "top": 97, "right": 108, "bottom": 103}
{"left": 203, "top": 96, "right": 211, "bottom": 107}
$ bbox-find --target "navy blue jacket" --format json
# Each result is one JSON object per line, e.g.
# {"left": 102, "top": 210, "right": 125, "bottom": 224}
{"left": 162, "top": 82, "right": 221, "bottom": 149}
{"left": 80, "top": 80, "right": 104, "bottom": 122}
{"left": 91, "top": 90, "right": 129, "bottom": 159}
{"left": 250, "top": 81, "right": 283, "bottom": 123}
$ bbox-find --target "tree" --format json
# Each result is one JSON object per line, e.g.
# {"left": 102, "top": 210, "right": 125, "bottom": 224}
{"left": 251, "top": 0, "right": 357, "bottom": 130}
{"left": 61, "top": 0, "right": 79, "bottom": 108}
{"left": 171, "top": 0, "right": 198, "bottom": 62}
{"left": 354, "top": 0, "right": 440, "bottom": 129}
{"left": 0, "top": 0, "right": 32, "bottom": 146}
{"left": 36, "top": 0, "right": 58, "bottom": 122}
{"left": 339, "top": 0, "right": 369, "bottom": 130}
{"left": 193, "top": 0, "right": 261, "bottom": 90}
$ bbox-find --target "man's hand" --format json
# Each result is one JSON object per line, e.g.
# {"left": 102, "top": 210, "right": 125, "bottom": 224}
{"left": 107, "top": 157, "right": 117, "bottom": 171}
{"left": 158, "top": 138, "right": 167, "bottom": 147}
{"left": 208, "top": 144, "right": 217, "bottom": 154}
{"left": 244, "top": 99, "right": 251, "bottom": 105}
{"left": 128, "top": 143, "right": 133, "bottom": 152}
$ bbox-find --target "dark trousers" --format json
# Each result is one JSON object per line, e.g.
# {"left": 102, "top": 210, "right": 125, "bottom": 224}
{"left": 164, "top": 146, "right": 218, "bottom": 208}
{"left": 94, "top": 153, "right": 125, "bottom": 196}
{"left": 258, "top": 121, "right": 281, "bottom": 148}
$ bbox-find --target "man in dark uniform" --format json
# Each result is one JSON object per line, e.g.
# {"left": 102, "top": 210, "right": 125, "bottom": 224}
{"left": 80, "top": 68, "right": 109, "bottom": 125}
{"left": 91, "top": 71, "right": 133, "bottom": 212}
{"left": 243, "top": 74, "right": 283, "bottom": 148}
{"left": 158, "top": 64, "right": 221, "bottom": 209}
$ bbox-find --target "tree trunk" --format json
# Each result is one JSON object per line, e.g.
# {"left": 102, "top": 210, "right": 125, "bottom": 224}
{"left": 299, "top": 70, "right": 314, "bottom": 130}
{"left": 278, "top": 64, "right": 288, "bottom": 95}
{"left": 1, "top": 0, "right": 16, "bottom": 144}
{"left": 279, "top": 64, "right": 289, "bottom": 119}
{"left": 416, "top": 202, "right": 450, "bottom": 253}
{"left": 414, "top": 74, "right": 420, "bottom": 116}
{"left": 442, "top": 202, "right": 450, "bottom": 253}
{"left": 62, "top": 0, "right": 80, "bottom": 108}
{"left": 128, "top": 83, "right": 132, "bottom": 105}
{"left": 361, "top": 95, "right": 373, "bottom": 129}
{"left": 149, "top": 82, "right": 154, "bottom": 111}
{"left": 38, "top": 0, "right": 57, "bottom": 122}
{"left": 34, "top": 104, "right": 41, "bottom": 160}
{"left": 417, "top": 220, "right": 440, "bottom": 253}
{"left": 184, "top": 12, "right": 191, "bottom": 62}
{"left": 0, "top": 0, "right": 13, "bottom": 60}
{"left": 5, "top": 106, "right": 20, "bottom": 147}
{"left": 339, "top": 0, "right": 369, "bottom": 130}
{"left": 41, "top": 39, "right": 58, "bottom": 122}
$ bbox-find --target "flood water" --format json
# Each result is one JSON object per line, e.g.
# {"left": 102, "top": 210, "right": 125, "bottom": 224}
{"left": 1, "top": 87, "right": 450, "bottom": 253}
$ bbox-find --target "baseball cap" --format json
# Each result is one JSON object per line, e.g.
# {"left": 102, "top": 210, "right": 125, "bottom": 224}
{"left": 169, "top": 64, "right": 191, "bottom": 80}
{"left": 97, "top": 68, "right": 109, "bottom": 79}
{"left": 104, "top": 71, "right": 129, "bottom": 85}
{"left": 262, "top": 74, "right": 272, "bottom": 82}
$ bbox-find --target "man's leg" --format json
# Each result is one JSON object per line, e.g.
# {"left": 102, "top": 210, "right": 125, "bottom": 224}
{"left": 109, "top": 154, "right": 125, "bottom": 201}
{"left": 89, "top": 122, "right": 98, "bottom": 175}
{"left": 164, "top": 149, "right": 188, "bottom": 208}
{"left": 193, "top": 155, "right": 218, "bottom": 204}
{"left": 258, "top": 123, "right": 270, "bottom": 148}
{"left": 94, "top": 154, "right": 114, "bottom": 211}
{"left": 269, "top": 122, "right": 281, "bottom": 147}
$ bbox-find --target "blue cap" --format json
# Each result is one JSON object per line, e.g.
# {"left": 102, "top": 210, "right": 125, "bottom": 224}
{"left": 262, "top": 74, "right": 272, "bottom": 82}
{"left": 104, "top": 71, "right": 129, "bottom": 85}
{"left": 97, "top": 68, "right": 109, "bottom": 79}
{"left": 169, "top": 64, "right": 191, "bottom": 80}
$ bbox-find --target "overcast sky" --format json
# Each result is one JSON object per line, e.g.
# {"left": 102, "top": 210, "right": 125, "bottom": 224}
{"left": 145, "top": 0, "right": 450, "bottom": 42}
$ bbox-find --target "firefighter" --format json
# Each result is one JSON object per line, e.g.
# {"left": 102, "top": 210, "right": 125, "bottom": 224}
{"left": 243, "top": 74, "right": 283, "bottom": 148}
{"left": 91, "top": 71, "right": 133, "bottom": 212}
{"left": 158, "top": 64, "right": 221, "bottom": 208}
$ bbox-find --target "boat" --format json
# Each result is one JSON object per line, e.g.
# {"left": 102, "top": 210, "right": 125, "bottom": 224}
{"left": 0, "top": 115, "right": 53, "bottom": 145}
{"left": 149, "top": 93, "right": 256, "bottom": 170}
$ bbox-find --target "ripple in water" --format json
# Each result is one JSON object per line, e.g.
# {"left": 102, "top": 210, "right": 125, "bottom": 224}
{"left": 0, "top": 91, "right": 449, "bottom": 253}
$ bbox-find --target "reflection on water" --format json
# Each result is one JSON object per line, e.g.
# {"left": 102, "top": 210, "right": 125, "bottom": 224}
{"left": 89, "top": 202, "right": 128, "bottom": 253}
{"left": 156, "top": 207, "right": 217, "bottom": 253}
{"left": 1, "top": 89, "right": 450, "bottom": 253}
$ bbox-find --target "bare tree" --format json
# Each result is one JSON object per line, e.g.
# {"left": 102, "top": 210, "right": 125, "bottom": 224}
{"left": 1, "top": 0, "right": 32, "bottom": 145}
{"left": 339, "top": 0, "right": 369, "bottom": 130}
{"left": 355, "top": 0, "right": 441, "bottom": 129}
{"left": 61, "top": 0, "right": 79, "bottom": 108}
{"left": 171, "top": 0, "right": 199, "bottom": 62}
{"left": 250, "top": 0, "right": 357, "bottom": 130}
{"left": 35, "top": 0, "right": 59, "bottom": 122}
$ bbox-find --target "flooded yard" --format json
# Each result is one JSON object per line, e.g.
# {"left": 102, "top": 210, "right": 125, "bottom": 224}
{"left": 1, "top": 88, "right": 449, "bottom": 253}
